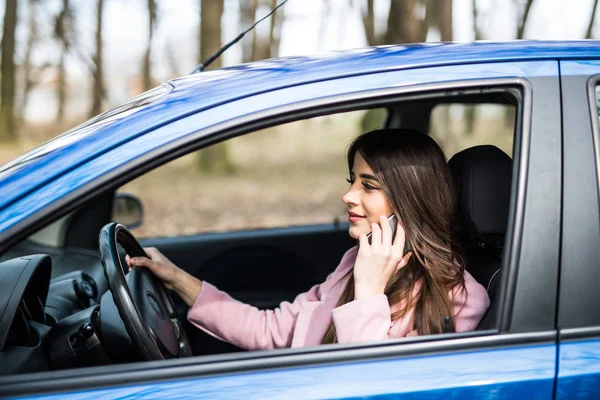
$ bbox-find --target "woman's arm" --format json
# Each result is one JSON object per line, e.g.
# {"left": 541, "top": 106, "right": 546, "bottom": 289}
{"left": 331, "top": 271, "right": 490, "bottom": 344}
{"left": 452, "top": 271, "right": 490, "bottom": 332}
{"left": 171, "top": 269, "right": 203, "bottom": 307}
{"left": 188, "top": 280, "right": 321, "bottom": 350}
{"left": 129, "top": 247, "right": 355, "bottom": 350}
{"left": 127, "top": 248, "right": 204, "bottom": 306}
{"left": 331, "top": 294, "right": 398, "bottom": 343}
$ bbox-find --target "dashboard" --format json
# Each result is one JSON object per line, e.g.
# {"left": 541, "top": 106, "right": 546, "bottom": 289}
{"left": 0, "top": 250, "right": 113, "bottom": 375}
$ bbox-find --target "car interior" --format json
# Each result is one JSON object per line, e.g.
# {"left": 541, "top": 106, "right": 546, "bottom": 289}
{"left": 0, "top": 91, "right": 517, "bottom": 375}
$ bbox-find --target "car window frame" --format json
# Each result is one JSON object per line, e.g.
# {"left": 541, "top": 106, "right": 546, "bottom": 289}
{"left": 118, "top": 94, "right": 517, "bottom": 241}
{"left": 0, "top": 63, "right": 562, "bottom": 396}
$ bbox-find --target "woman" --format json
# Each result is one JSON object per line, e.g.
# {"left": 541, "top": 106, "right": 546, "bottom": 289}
{"left": 127, "top": 128, "right": 490, "bottom": 349}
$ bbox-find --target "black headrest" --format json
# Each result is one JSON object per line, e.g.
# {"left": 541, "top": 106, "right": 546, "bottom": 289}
{"left": 448, "top": 145, "right": 512, "bottom": 247}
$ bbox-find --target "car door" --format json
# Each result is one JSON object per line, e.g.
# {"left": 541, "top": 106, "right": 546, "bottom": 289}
{"left": 0, "top": 60, "right": 561, "bottom": 399}
{"left": 555, "top": 60, "right": 600, "bottom": 400}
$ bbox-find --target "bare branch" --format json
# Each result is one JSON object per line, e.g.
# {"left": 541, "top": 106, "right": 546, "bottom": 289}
{"left": 90, "top": 0, "right": 105, "bottom": 117}
{"left": 586, "top": 0, "right": 599, "bottom": 38}
{"left": 472, "top": 0, "right": 483, "bottom": 40}
{"left": 516, "top": 0, "right": 535, "bottom": 39}
{"left": 361, "top": 0, "right": 376, "bottom": 46}
{"left": 143, "top": 0, "right": 157, "bottom": 91}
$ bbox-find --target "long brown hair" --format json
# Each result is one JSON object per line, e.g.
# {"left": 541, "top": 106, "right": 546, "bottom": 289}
{"left": 322, "top": 129, "right": 466, "bottom": 344}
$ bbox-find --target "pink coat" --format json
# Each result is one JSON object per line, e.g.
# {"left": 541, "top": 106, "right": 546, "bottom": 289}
{"left": 187, "top": 246, "right": 490, "bottom": 350}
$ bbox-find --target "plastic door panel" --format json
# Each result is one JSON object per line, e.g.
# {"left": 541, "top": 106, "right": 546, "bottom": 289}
{"left": 556, "top": 60, "right": 600, "bottom": 400}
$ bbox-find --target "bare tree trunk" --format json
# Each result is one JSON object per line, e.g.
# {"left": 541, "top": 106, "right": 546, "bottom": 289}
{"left": 251, "top": 0, "right": 271, "bottom": 61}
{"left": 359, "top": 0, "right": 380, "bottom": 130}
{"left": 438, "top": 0, "right": 452, "bottom": 41}
{"left": 198, "top": 0, "right": 234, "bottom": 174}
{"left": 467, "top": 0, "right": 480, "bottom": 134}
{"left": 586, "top": 0, "right": 599, "bottom": 38}
{"left": 239, "top": 0, "right": 256, "bottom": 63}
{"left": 0, "top": 0, "right": 18, "bottom": 141}
{"left": 57, "top": 52, "right": 67, "bottom": 122}
{"left": 516, "top": 0, "right": 535, "bottom": 39}
{"left": 429, "top": 0, "right": 455, "bottom": 139}
{"left": 90, "top": 0, "right": 105, "bottom": 117}
{"left": 19, "top": 0, "right": 38, "bottom": 129}
{"left": 200, "top": 0, "right": 224, "bottom": 69}
{"left": 472, "top": 0, "right": 483, "bottom": 40}
{"left": 386, "top": 0, "right": 422, "bottom": 44}
{"left": 269, "top": 0, "right": 283, "bottom": 58}
{"left": 143, "top": 0, "right": 157, "bottom": 91}
{"left": 56, "top": 0, "right": 71, "bottom": 122}
{"left": 361, "top": 0, "right": 376, "bottom": 45}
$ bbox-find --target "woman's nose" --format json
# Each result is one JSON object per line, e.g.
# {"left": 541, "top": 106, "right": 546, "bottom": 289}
{"left": 342, "top": 187, "right": 358, "bottom": 206}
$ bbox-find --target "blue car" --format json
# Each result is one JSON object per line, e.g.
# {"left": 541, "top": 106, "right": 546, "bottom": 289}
{"left": 0, "top": 41, "right": 599, "bottom": 399}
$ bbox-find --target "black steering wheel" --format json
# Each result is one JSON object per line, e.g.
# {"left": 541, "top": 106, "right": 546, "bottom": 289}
{"left": 99, "top": 223, "right": 192, "bottom": 361}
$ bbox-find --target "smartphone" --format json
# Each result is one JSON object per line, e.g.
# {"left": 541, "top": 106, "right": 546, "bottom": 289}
{"left": 367, "top": 214, "right": 412, "bottom": 254}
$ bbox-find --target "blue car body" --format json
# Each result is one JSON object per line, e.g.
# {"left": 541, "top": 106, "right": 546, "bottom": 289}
{"left": 2, "top": 40, "right": 600, "bottom": 236}
{"left": 1, "top": 41, "right": 600, "bottom": 399}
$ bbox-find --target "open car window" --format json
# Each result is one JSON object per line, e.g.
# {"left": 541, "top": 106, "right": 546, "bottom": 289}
{"left": 118, "top": 109, "right": 387, "bottom": 239}
{"left": 5, "top": 88, "right": 520, "bottom": 367}
{"left": 118, "top": 100, "right": 515, "bottom": 241}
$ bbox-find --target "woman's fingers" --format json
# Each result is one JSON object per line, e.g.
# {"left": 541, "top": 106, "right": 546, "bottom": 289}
{"left": 144, "top": 247, "right": 159, "bottom": 257}
{"left": 380, "top": 215, "right": 392, "bottom": 246}
{"left": 358, "top": 232, "right": 369, "bottom": 250}
{"left": 392, "top": 222, "right": 406, "bottom": 254}
{"left": 129, "top": 256, "right": 152, "bottom": 269}
{"left": 128, "top": 248, "right": 159, "bottom": 268}
{"left": 371, "top": 222, "right": 382, "bottom": 249}
{"left": 125, "top": 254, "right": 137, "bottom": 271}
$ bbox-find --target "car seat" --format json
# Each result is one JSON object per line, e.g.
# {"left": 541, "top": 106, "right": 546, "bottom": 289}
{"left": 448, "top": 145, "right": 512, "bottom": 330}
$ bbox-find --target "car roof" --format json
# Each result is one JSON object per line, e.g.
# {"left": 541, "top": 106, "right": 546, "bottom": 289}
{"left": 0, "top": 40, "right": 599, "bottom": 212}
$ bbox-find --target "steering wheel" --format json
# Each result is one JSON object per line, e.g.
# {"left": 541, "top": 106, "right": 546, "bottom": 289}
{"left": 99, "top": 223, "right": 192, "bottom": 361}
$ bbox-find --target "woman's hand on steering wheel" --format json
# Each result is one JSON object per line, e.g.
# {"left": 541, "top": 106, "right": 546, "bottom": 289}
{"left": 127, "top": 248, "right": 203, "bottom": 307}
{"left": 126, "top": 247, "right": 180, "bottom": 290}
{"left": 99, "top": 223, "right": 193, "bottom": 360}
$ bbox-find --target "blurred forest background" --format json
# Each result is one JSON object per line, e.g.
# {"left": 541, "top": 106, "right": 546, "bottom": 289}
{"left": 1, "top": 0, "right": 599, "bottom": 237}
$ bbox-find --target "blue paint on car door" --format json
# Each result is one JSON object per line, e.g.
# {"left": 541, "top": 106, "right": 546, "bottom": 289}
{"left": 556, "top": 340, "right": 600, "bottom": 400}
{"left": 16, "top": 341, "right": 555, "bottom": 399}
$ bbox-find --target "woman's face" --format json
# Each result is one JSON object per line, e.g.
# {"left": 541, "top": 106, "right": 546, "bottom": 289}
{"left": 342, "top": 152, "right": 394, "bottom": 240}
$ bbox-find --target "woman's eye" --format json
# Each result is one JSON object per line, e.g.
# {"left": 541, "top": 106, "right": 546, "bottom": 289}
{"left": 362, "top": 182, "right": 377, "bottom": 191}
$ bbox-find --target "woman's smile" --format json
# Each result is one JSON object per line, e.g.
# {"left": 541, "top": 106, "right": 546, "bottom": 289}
{"left": 348, "top": 211, "right": 365, "bottom": 223}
